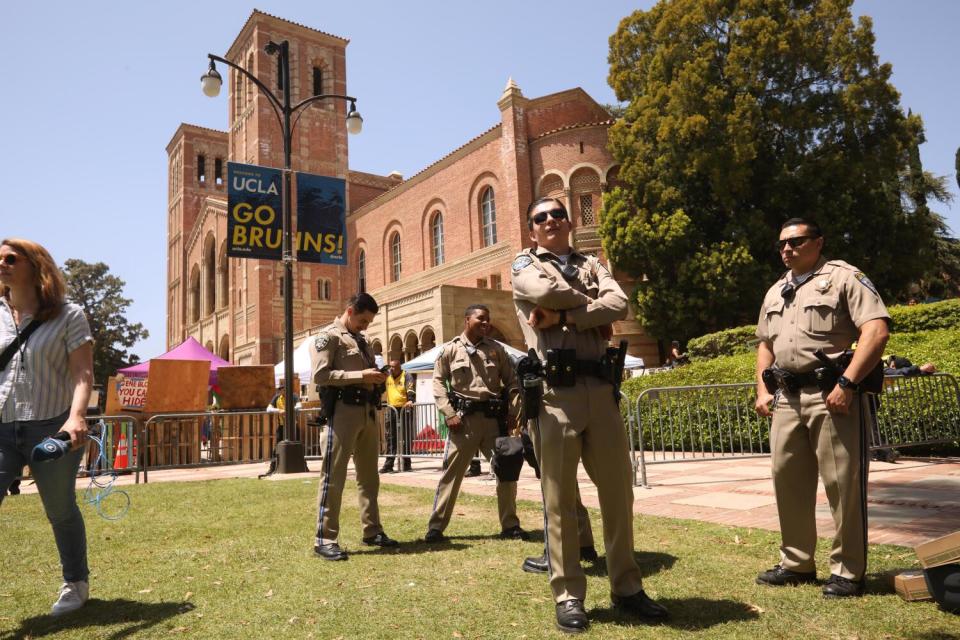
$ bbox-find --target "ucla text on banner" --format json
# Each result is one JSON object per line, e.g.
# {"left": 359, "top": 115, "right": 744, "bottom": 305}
{"left": 227, "top": 162, "right": 283, "bottom": 260}
{"left": 295, "top": 173, "right": 347, "bottom": 265}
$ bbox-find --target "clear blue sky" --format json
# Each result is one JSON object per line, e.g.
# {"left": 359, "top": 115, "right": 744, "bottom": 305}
{"left": 3, "top": 1, "right": 957, "bottom": 362}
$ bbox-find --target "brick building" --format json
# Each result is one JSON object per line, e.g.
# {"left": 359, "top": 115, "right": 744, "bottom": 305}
{"left": 166, "top": 10, "right": 659, "bottom": 369}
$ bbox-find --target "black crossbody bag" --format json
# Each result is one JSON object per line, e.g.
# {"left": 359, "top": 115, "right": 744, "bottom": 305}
{"left": 0, "top": 319, "right": 43, "bottom": 371}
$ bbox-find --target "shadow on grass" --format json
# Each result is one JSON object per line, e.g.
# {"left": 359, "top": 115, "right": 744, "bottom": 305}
{"left": 584, "top": 551, "right": 678, "bottom": 579}
{"left": 0, "top": 599, "right": 195, "bottom": 640}
{"left": 590, "top": 597, "right": 759, "bottom": 630}
{"left": 347, "top": 541, "right": 473, "bottom": 556}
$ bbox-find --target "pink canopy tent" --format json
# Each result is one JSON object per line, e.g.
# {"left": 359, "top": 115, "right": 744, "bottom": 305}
{"left": 117, "top": 337, "right": 230, "bottom": 385}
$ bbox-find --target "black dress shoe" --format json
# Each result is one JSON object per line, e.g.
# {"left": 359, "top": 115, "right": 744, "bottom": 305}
{"left": 522, "top": 553, "right": 548, "bottom": 574}
{"left": 555, "top": 599, "right": 588, "bottom": 633}
{"left": 363, "top": 532, "right": 399, "bottom": 547}
{"left": 464, "top": 460, "right": 482, "bottom": 477}
{"left": 401, "top": 460, "right": 412, "bottom": 472}
{"left": 611, "top": 589, "right": 669, "bottom": 621}
{"left": 756, "top": 564, "right": 817, "bottom": 586}
{"left": 499, "top": 526, "right": 530, "bottom": 540}
{"left": 822, "top": 574, "right": 864, "bottom": 598}
{"left": 579, "top": 545, "right": 598, "bottom": 562}
{"left": 314, "top": 543, "right": 348, "bottom": 561}
{"left": 379, "top": 462, "right": 394, "bottom": 473}
{"left": 423, "top": 529, "right": 447, "bottom": 543}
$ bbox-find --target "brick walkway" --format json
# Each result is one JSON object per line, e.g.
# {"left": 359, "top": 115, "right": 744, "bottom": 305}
{"left": 17, "top": 455, "right": 959, "bottom": 548}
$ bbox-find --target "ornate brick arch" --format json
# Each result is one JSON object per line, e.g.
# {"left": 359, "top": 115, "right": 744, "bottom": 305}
{"left": 381, "top": 221, "right": 404, "bottom": 284}
{"left": 536, "top": 171, "right": 567, "bottom": 198}
{"left": 420, "top": 197, "right": 447, "bottom": 268}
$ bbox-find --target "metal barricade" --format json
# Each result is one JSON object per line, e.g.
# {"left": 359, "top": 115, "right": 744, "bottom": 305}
{"left": 139, "top": 409, "right": 282, "bottom": 483}
{"left": 630, "top": 373, "right": 960, "bottom": 486}
{"left": 632, "top": 383, "right": 769, "bottom": 486}
{"left": 399, "top": 402, "right": 448, "bottom": 460}
{"left": 873, "top": 373, "right": 960, "bottom": 450}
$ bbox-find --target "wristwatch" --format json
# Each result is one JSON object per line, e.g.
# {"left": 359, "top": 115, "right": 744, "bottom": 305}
{"left": 558, "top": 309, "right": 567, "bottom": 328}
{"left": 837, "top": 375, "right": 859, "bottom": 392}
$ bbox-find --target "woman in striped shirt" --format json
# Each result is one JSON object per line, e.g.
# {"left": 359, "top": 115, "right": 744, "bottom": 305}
{"left": 0, "top": 238, "right": 94, "bottom": 617}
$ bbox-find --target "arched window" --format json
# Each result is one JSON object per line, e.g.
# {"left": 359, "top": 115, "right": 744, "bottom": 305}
{"left": 390, "top": 232, "right": 402, "bottom": 282}
{"left": 481, "top": 187, "right": 497, "bottom": 246}
{"left": 431, "top": 211, "right": 444, "bottom": 266}
{"left": 317, "top": 279, "right": 332, "bottom": 300}
{"left": 358, "top": 249, "right": 366, "bottom": 293}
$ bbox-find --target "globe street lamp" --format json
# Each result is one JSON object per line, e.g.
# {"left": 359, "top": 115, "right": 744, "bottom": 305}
{"left": 202, "top": 41, "right": 362, "bottom": 473}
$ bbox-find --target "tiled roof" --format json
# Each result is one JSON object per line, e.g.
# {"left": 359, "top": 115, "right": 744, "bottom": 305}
{"left": 532, "top": 119, "right": 615, "bottom": 141}
{"left": 246, "top": 9, "right": 349, "bottom": 43}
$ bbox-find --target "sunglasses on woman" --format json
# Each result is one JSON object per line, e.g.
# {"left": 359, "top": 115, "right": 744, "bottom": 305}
{"left": 1, "top": 254, "right": 17, "bottom": 266}
{"left": 775, "top": 236, "right": 815, "bottom": 252}
{"left": 531, "top": 208, "right": 568, "bottom": 225}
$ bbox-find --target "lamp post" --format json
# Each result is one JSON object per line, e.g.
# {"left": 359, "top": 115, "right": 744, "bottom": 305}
{"left": 202, "top": 41, "right": 362, "bottom": 473}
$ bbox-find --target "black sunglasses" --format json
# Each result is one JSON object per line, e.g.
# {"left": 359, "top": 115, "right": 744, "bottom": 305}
{"left": 775, "top": 236, "right": 815, "bottom": 252}
{"left": 1, "top": 254, "right": 16, "bottom": 266}
{"left": 531, "top": 208, "right": 568, "bottom": 225}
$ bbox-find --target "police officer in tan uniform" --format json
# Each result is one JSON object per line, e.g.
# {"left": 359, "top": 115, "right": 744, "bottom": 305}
{"left": 512, "top": 197, "right": 667, "bottom": 632}
{"left": 755, "top": 218, "right": 889, "bottom": 597}
{"left": 312, "top": 293, "right": 399, "bottom": 560}
{"left": 423, "top": 304, "right": 528, "bottom": 542}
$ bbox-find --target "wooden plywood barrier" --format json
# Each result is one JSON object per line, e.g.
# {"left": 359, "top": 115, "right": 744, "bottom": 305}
{"left": 217, "top": 366, "right": 275, "bottom": 410}
{"left": 144, "top": 359, "right": 210, "bottom": 413}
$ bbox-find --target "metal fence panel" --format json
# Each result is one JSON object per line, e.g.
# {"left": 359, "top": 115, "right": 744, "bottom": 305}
{"left": 630, "top": 374, "right": 960, "bottom": 486}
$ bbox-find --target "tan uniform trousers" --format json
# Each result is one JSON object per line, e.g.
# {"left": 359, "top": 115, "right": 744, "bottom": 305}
{"left": 531, "top": 377, "right": 643, "bottom": 603}
{"left": 315, "top": 403, "right": 383, "bottom": 545}
{"left": 428, "top": 413, "right": 519, "bottom": 533}
{"left": 771, "top": 388, "right": 868, "bottom": 580}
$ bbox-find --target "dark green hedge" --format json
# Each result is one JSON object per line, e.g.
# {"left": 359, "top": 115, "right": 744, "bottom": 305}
{"left": 687, "top": 325, "right": 758, "bottom": 359}
{"left": 888, "top": 298, "right": 960, "bottom": 332}
{"left": 683, "top": 298, "right": 960, "bottom": 360}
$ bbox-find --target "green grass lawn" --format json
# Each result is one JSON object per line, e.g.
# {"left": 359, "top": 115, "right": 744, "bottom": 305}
{"left": 1, "top": 478, "right": 957, "bottom": 639}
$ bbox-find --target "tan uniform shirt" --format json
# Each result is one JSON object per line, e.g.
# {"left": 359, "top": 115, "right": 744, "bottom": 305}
{"left": 311, "top": 317, "right": 377, "bottom": 388}
{"left": 511, "top": 246, "right": 628, "bottom": 361}
{"left": 432, "top": 334, "right": 518, "bottom": 421}
{"left": 756, "top": 257, "right": 890, "bottom": 373}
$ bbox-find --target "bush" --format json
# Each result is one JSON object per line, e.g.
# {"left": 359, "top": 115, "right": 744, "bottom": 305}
{"left": 687, "top": 325, "right": 758, "bottom": 359}
{"left": 888, "top": 298, "right": 960, "bottom": 332}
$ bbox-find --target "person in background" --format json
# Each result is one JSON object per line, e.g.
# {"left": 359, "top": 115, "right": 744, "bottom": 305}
{"left": 380, "top": 359, "right": 415, "bottom": 473}
{"left": 0, "top": 238, "right": 95, "bottom": 616}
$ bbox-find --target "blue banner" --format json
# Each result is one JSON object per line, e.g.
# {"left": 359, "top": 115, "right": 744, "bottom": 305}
{"left": 227, "top": 162, "right": 283, "bottom": 261}
{"left": 295, "top": 173, "right": 347, "bottom": 265}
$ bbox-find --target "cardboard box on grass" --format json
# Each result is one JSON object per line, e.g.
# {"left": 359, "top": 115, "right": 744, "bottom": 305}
{"left": 915, "top": 531, "right": 960, "bottom": 569}
{"left": 891, "top": 570, "right": 932, "bottom": 601}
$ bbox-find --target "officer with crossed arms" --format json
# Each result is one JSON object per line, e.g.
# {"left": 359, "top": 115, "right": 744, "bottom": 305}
{"left": 512, "top": 197, "right": 667, "bottom": 632}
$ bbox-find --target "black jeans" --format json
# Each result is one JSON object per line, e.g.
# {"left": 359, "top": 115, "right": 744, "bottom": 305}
{"left": 382, "top": 408, "right": 410, "bottom": 469}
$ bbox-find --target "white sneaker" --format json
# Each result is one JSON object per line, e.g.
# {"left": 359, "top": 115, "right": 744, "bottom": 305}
{"left": 50, "top": 580, "right": 89, "bottom": 616}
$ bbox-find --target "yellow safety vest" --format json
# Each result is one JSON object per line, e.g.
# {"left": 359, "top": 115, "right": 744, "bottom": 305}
{"left": 385, "top": 372, "right": 408, "bottom": 408}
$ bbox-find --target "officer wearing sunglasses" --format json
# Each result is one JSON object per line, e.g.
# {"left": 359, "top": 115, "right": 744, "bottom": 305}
{"left": 754, "top": 218, "right": 889, "bottom": 598}
{"left": 511, "top": 197, "right": 668, "bottom": 632}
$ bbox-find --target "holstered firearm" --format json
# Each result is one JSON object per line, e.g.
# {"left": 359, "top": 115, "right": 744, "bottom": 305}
{"left": 318, "top": 385, "right": 338, "bottom": 423}
{"left": 516, "top": 349, "right": 544, "bottom": 420}
{"left": 814, "top": 349, "right": 884, "bottom": 394}
{"left": 607, "top": 340, "right": 628, "bottom": 404}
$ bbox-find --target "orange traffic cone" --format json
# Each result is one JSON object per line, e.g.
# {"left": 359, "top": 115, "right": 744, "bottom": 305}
{"left": 114, "top": 430, "right": 129, "bottom": 469}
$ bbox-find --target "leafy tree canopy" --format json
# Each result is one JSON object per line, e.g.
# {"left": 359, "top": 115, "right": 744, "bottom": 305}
{"left": 602, "top": 0, "right": 948, "bottom": 341}
{"left": 63, "top": 259, "right": 148, "bottom": 384}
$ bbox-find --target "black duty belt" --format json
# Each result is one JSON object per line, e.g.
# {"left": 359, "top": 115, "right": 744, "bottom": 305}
{"left": 450, "top": 393, "right": 503, "bottom": 417}
{"left": 337, "top": 386, "right": 381, "bottom": 406}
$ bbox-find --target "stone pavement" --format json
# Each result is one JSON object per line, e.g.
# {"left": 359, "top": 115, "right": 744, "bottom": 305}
{"left": 15, "top": 455, "right": 959, "bottom": 548}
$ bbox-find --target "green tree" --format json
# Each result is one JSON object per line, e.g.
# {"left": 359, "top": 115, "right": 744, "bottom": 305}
{"left": 63, "top": 259, "right": 149, "bottom": 384}
{"left": 602, "top": 0, "right": 946, "bottom": 341}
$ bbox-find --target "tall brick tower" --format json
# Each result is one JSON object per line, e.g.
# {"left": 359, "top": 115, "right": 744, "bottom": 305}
{"left": 167, "top": 11, "right": 354, "bottom": 365}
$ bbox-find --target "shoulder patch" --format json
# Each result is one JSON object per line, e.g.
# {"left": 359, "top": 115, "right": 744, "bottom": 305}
{"left": 854, "top": 272, "right": 879, "bottom": 296}
{"left": 314, "top": 332, "right": 330, "bottom": 351}
{"left": 511, "top": 255, "right": 534, "bottom": 272}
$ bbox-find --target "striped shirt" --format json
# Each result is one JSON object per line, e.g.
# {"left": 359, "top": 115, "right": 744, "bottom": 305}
{"left": 0, "top": 300, "right": 93, "bottom": 422}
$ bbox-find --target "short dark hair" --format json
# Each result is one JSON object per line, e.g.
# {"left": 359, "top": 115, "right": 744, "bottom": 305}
{"left": 781, "top": 217, "right": 822, "bottom": 237}
{"left": 348, "top": 292, "right": 379, "bottom": 314}
{"left": 464, "top": 304, "right": 489, "bottom": 318}
{"left": 526, "top": 197, "right": 567, "bottom": 230}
